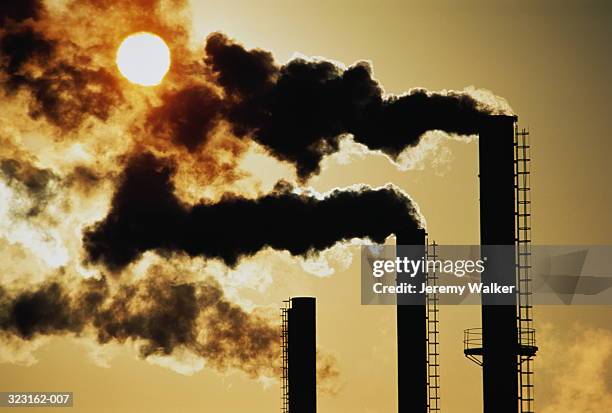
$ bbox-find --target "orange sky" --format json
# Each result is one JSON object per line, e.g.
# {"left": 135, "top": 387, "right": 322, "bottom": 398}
{"left": 1, "top": 1, "right": 611, "bottom": 412}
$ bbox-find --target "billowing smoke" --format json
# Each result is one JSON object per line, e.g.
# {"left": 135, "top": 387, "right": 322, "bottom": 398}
{"left": 0, "top": 0, "right": 45, "bottom": 25}
{"left": 0, "top": 13, "right": 123, "bottom": 131}
{"left": 203, "top": 32, "right": 505, "bottom": 178}
{"left": 146, "top": 85, "right": 225, "bottom": 151}
{"left": 0, "top": 0, "right": 192, "bottom": 133}
{"left": 84, "top": 152, "right": 423, "bottom": 270}
{"left": 0, "top": 158, "right": 57, "bottom": 218}
{"left": 125, "top": 31, "right": 509, "bottom": 178}
{"left": 0, "top": 269, "right": 280, "bottom": 377}
{"left": 0, "top": 0, "right": 511, "bottom": 386}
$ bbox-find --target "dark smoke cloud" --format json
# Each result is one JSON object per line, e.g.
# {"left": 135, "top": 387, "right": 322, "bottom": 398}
{"left": 0, "top": 158, "right": 55, "bottom": 196}
{"left": 0, "top": 10, "right": 123, "bottom": 131}
{"left": 64, "top": 165, "right": 106, "bottom": 195}
{"left": 205, "top": 32, "right": 277, "bottom": 99}
{"left": 0, "top": 0, "right": 44, "bottom": 24}
{"left": 146, "top": 85, "right": 224, "bottom": 151}
{"left": 0, "top": 156, "right": 112, "bottom": 218}
{"left": 0, "top": 158, "right": 57, "bottom": 217}
{"left": 204, "top": 33, "right": 496, "bottom": 178}
{"left": 84, "top": 152, "right": 422, "bottom": 270}
{"left": 0, "top": 26, "right": 54, "bottom": 77}
{"left": 0, "top": 282, "right": 81, "bottom": 339}
{"left": 0, "top": 270, "right": 280, "bottom": 376}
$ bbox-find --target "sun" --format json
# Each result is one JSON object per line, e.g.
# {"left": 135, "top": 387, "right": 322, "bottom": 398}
{"left": 116, "top": 32, "right": 171, "bottom": 86}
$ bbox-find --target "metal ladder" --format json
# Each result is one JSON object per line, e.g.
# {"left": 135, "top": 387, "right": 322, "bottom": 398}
{"left": 280, "top": 300, "right": 290, "bottom": 413}
{"left": 515, "top": 126, "right": 535, "bottom": 413}
{"left": 426, "top": 241, "right": 441, "bottom": 412}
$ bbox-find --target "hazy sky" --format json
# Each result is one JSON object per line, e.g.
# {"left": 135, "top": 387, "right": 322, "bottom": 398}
{"left": 1, "top": 1, "right": 611, "bottom": 412}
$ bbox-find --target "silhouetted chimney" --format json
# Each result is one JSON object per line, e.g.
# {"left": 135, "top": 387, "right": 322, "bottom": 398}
{"left": 396, "top": 228, "right": 427, "bottom": 413}
{"left": 288, "top": 297, "right": 317, "bottom": 413}
{"left": 478, "top": 115, "right": 519, "bottom": 413}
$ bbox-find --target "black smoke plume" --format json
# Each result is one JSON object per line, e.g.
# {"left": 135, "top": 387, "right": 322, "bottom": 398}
{"left": 204, "top": 32, "right": 498, "bottom": 178}
{"left": 146, "top": 85, "right": 224, "bottom": 151}
{"left": 0, "top": 0, "right": 44, "bottom": 24}
{"left": 0, "top": 5, "right": 123, "bottom": 131}
{"left": 0, "top": 270, "right": 280, "bottom": 376}
{"left": 84, "top": 152, "right": 422, "bottom": 270}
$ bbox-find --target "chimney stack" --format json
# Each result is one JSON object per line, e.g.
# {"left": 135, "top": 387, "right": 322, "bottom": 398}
{"left": 396, "top": 228, "right": 427, "bottom": 413}
{"left": 478, "top": 115, "right": 519, "bottom": 413}
{"left": 287, "top": 297, "right": 317, "bottom": 413}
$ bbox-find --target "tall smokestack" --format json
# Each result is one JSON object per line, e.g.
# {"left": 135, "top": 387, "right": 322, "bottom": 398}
{"left": 396, "top": 228, "right": 427, "bottom": 413}
{"left": 478, "top": 115, "right": 519, "bottom": 413}
{"left": 288, "top": 297, "right": 317, "bottom": 413}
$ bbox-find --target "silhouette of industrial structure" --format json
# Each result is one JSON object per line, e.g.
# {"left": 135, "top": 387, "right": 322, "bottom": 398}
{"left": 281, "top": 297, "right": 317, "bottom": 413}
{"left": 279, "top": 115, "right": 537, "bottom": 413}
{"left": 395, "top": 229, "right": 428, "bottom": 413}
{"left": 394, "top": 116, "right": 539, "bottom": 413}
{"left": 462, "top": 116, "right": 538, "bottom": 413}
{"left": 392, "top": 115, "right": 538, "bottom": 413}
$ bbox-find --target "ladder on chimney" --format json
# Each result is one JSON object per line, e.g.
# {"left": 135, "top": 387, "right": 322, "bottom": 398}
{"left": 515, "top": 126, "right": 535, "bottom": 413}
{"left": 280, "top": 300, "right": 290, "bottom": 413}
{"left": 426, "top": 241, "right": 441, "bottom": 412}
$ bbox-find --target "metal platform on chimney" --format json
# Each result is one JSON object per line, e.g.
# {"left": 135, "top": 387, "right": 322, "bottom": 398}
{"left": 463, "top": 327, "right": 538, "bottom": 366}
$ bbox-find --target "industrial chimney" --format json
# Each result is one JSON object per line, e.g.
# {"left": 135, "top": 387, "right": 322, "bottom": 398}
{"left": 396, "top": 228, "right": 427, "bottom": 413}
{"left": 478, "top": 115, "right": 519, "bottom": 413}
{"left": 462, "top": 115, "right": 537, "bottom": 413}
{"left": 281, "top": 297, "right": 317, "bottom": 413}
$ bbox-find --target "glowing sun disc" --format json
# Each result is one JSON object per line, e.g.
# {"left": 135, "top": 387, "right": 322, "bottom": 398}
{"left": 116, "top": 32, "right": 170, "bottom": 86}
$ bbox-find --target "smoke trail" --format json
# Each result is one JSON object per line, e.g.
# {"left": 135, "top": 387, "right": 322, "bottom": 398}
{"left": 83, "top": 152, "right": 422, "bottom": 270}
{"left": 203, "top": 32, "right": 509, "bottom": 178}
{"left": 317, "top": 351, "right": 342, "bottom": 396}
{"left": 0, "top": 0, "right": 45, "bottom": 25}
{"left": 0, "top": 269, "right": 280, "bottom": 377}
{"left": 0, "top": 1, "right": 511, "bottom": 387}
{"left": 0, "top": 22, "right": 123, "bottom": 131}
{"left": 1, "top": 2, "right": 509, "bottom": 177}
{"left": 0, "top": 158, "right": 58, "bottom": 218}
{"left": 145, "top": 85, "right": 225, "bottom": 151}
{"left": 0, "top": 0, "right": 193, "bottom": 133}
